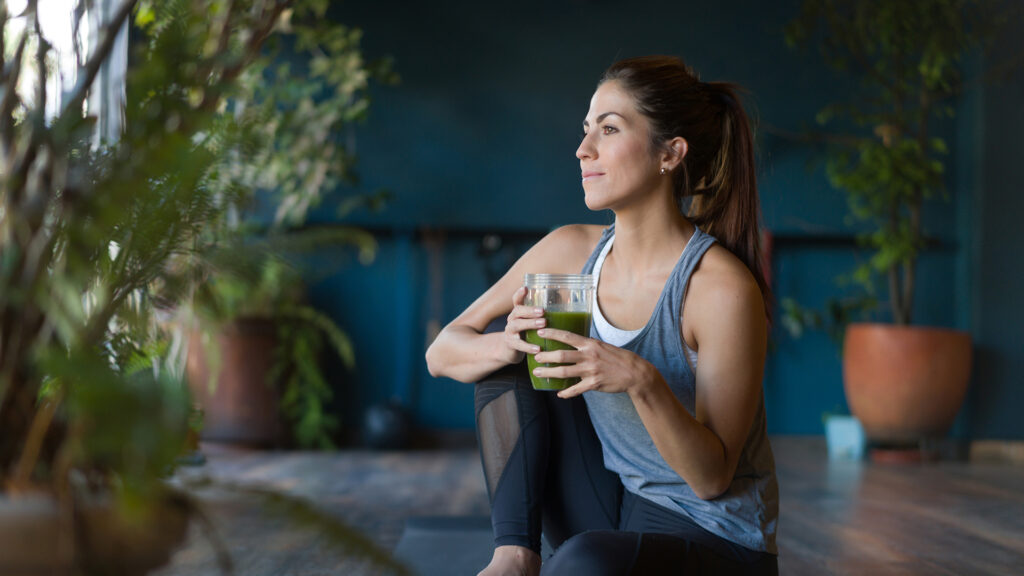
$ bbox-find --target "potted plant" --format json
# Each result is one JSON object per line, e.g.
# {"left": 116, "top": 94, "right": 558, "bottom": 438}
{"left": 0, "top": 1, "right": 402, "bottom": 573}
{"left": 185, "top": 245, "right": 366, "bottom": 449}
{"left": 168, "top": 0, "right": 395, "bottom": 451}
{"left": 783, "top": 0, "right": 1007, "bottom": 447}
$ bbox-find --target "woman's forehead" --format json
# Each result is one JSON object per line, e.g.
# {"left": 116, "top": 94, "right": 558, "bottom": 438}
{"left": 585, "top": 81, "right": 637, "bottom": 123}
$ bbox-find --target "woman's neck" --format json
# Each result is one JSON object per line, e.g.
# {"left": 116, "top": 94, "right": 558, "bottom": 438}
{"left": 610, "top": 193, "right": 694, "bottom": 274}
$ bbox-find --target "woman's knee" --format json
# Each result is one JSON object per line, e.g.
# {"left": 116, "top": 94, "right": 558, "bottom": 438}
{"left": 540, "top": 531, "right": 640, "bottom": 576}
{"left": 474, "top": 360, "right": 532, "bottom": 410}
{"left": 475, "top": 364, "right": 545, "bottom": 426}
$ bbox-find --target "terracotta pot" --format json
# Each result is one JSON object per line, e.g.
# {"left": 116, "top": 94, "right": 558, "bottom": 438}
{"left": 0, "top": 492, "right": 189, "bottom": 575}
{"left": 0, "top": 494, "right": 72, "bottom": 573}
{"left": 843, "top": 323, "right": 972, "bottom": 443}
{"left": 77, "top": 493, "right": 191, "bottom": 575}
{"left": 187, "top": 317, "right": 282, "bottom": 446}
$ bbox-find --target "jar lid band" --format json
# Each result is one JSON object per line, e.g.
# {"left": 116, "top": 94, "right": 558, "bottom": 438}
{"left": 524, "top": 274, "right": 595, "bottom": 288}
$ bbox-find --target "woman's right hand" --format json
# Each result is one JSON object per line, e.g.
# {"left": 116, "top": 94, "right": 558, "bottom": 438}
{"left": 501, "top": 286, "right": 546, "bottom": 365}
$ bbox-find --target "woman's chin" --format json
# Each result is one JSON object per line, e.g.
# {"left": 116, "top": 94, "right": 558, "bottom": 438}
{"left": 583, "top": 190, "right": 611, "bottom": 212}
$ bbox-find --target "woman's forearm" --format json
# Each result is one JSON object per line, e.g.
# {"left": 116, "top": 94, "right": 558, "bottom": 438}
{"left": 628, "top": 367, "right": 732, "bottom": 500}
{"left": 425, "top": 324, "right": 516, "bottom": 383}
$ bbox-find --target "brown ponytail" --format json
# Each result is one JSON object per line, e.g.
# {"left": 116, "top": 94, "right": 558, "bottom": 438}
{"left": 600, "top": 56, "right": 771, "bottom": 313}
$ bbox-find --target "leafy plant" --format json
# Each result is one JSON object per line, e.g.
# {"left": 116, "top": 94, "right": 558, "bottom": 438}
{"left": 0, "top": 0, "right": 401, "bottom": 572}
{"left": 167, "top": 0, "right": 395, "bottom": 450}
{"left": 190, "top": 245, "right": 360, "bottom": 449}
{"left": 784, "top": 0, "right": 1013, "bottom": 325}
{"left": 780, "top": 295, "right": 878, "bottom": 350}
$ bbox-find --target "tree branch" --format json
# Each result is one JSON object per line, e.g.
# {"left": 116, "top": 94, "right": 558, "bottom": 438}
{"left": 0, "top": 4, "right": 7, "bottom": 81}
{"left": 1, "top": 32, "right": 29, "bottom": 161}
{"left": 31, "top": 0, "right": 46, "bottom": 123}
{"left": 195, "top": 1, "right": 292, "bottom": 114}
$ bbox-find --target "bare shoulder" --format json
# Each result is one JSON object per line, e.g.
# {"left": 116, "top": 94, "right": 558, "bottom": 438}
{"left": 447, "top": 223, "right": 606, "bottom": 331}
{"left": 687, "top": 244, "right": 765, "bottom": 325}
{"left": 542, "top": 224, "right": 606, "bottom": 251}
{"left": 528, "top": 224, "right": 606, "bottom": 272}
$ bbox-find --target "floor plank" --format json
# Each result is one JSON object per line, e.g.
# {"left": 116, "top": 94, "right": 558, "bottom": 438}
{"left": 775, "top": 437, "right": 1024, "bottom": 576}
{"left": 154, "top": 436, "right": 1024, "bottom": 575}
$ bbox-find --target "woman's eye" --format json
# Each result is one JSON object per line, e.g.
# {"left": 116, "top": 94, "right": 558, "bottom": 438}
{"left": 580, "top": 132, "right": 588, "bottom": 141}
{"left": 602, "top": 125, "right": 617, "bottom": 135}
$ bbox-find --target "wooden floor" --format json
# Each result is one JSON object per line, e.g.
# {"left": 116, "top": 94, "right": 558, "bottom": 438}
{"left": 774, "top": 437, "right": 1024, "bottom": 575}
{"left": 155, "top": 436, "right": 1024, "bottom": 575}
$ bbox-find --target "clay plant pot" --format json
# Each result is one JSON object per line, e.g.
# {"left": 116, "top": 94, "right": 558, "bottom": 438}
{"left": 187, "top": 317, "right": 283, "bottom": 446}
{"left": 0, "top": 491, "right": 190, "bottom": 575}
{"left": 843, "top": 323, "right": 972, "bottom": 444}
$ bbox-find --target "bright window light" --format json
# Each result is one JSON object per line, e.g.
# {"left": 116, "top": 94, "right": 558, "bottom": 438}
{"left": 4, "top": 0, "right": 89, "bottom": 119}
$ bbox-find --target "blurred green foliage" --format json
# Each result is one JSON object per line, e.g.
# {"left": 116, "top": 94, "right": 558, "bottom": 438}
{"left": 170, "top": 0, "right": 396, "bottom": 449}
{"left": 0, "top": 0, "right": 393, "bottom": 519}
{"left": 1, "top": 0, "right": 408, "bottom": 573}
{"left": 191, "top": 245, "right": 360, "bottom": 449}
{"left": 784, "top": 0, "right": 1012, "bottom": 326}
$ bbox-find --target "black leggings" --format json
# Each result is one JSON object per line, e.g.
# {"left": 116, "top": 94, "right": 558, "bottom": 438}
{"left": 474, "top": 356, "right": 778, "bottom": 575}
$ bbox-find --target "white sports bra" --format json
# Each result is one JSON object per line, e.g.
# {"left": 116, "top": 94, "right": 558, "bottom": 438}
{"left": 590, "top": 234, "right": 699, "bottom": 371}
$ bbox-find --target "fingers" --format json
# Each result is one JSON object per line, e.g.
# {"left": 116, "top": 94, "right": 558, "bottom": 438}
{"left": 506, "top": 289, "right": 545, "bottom": 337}
{"left": 511, "top": 286, "right": 527, "bottom": 306}
{"left": 507, "top": 305, "right": 545, "bottom": 333}
{"left": 557, "top": 382, "right": 590, "bottom": 399}
{"left": 504, "top": 306, "right": 544, "bottom": 354}
{"left": 504, "top": 287, "right": 545, "bottom": 355}
{"left": 531, "top": 330, "right": 591, "bottom": 373}
{"left": 534, "top": 349, "right": 581, "bottom": 364}
{"left": 505, "top": 331, "right": 539, "bottom": 355}
{"left": 534, "top": 328, "right": 587, "bottom": 347}
{"left": 531, "top": 363, "right": 579, "bottom": 380}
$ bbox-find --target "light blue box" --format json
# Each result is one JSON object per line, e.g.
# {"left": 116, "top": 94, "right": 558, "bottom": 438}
{"left": 824, "top": 415, "right": 866, "bottom": 461}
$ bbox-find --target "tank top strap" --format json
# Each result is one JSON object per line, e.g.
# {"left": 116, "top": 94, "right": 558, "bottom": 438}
{"left": 661, "top": 227, "right": 717, "bottom": 330}
{"left": 580, "top": 224, "right": 616, "bottom": 275}
{"left": 580, "top": 224, "right": 717, "bottom": 339}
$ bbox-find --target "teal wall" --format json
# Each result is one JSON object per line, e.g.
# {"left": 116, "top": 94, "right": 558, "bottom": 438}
{"left": 966, "top": 16, "right": 1024, "bottom": 439}
{"left": 298, "top": 1, "right": 1021, "bottom": 439}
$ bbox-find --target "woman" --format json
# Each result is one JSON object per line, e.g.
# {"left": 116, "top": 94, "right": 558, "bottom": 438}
{"left": 425, "top": 55, "right": 778, "bottom": 576}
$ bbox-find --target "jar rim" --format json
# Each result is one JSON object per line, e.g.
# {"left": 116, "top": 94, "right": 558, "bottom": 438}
{"left": 524, "top": 273, "right": 595, "bottom": 287}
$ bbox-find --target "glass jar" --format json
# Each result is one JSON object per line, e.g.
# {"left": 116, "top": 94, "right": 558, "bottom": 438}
{"left": 522, "top": 273, "right": 596, "bottom": 391}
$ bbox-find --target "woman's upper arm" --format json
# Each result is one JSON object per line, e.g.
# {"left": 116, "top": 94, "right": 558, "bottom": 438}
{"left": 687, "top": 249, "right": 768, "bottom": 478}
{"left": 446, "top": 224, "right": 602, "bottom": 332}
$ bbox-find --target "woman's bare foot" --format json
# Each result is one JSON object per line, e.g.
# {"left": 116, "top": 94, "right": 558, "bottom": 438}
{"left": 477, "top": 545, "right": 542, "bottom": 576}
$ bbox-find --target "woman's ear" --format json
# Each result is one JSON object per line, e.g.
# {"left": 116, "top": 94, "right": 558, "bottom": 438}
{"left": 665, "top": 137, "right": 688, "bottom": 168}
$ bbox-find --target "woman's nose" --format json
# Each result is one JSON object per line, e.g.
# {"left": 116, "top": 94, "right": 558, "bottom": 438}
{"left": 576, "top": 134, "right": 594, "bottom": 160}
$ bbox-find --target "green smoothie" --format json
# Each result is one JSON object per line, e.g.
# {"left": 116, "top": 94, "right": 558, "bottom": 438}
{"left": 525, "top": 310, "right": 592, "bottom": 391}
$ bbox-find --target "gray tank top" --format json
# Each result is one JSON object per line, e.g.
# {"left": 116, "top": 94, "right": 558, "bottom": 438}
{"left": 581, "top": 224, "right": 779, "bottom": 554}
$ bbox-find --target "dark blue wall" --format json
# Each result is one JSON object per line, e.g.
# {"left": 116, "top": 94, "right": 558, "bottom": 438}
{"left": 966, "top": 17, "right": 1024, "bottom": 439}
{"left": 298, "top": 1, "right": 1019, "bottom": 439}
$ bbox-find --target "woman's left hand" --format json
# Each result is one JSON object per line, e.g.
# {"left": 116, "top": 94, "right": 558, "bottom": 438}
{"left": 531, "top": 328, "right": 654, "bottom": 399}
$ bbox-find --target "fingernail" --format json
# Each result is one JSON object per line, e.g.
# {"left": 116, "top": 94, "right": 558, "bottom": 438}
{"left": 534, "top": 308, "right": 544, "bottom": 315}
{"left": 535, "top": 319, "right": 545, "bottom": 327}
{"left": 537, "top": 329, "right": 547, "bottom": 336}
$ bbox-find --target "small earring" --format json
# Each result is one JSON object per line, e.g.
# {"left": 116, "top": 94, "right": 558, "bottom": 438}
{"left": 660, "top": 167, "right": 667, "bottom": 175}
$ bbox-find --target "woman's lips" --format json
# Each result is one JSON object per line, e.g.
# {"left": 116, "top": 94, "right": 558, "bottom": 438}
{"left": 581, "top": 172, "right": 604, "bottom": 181}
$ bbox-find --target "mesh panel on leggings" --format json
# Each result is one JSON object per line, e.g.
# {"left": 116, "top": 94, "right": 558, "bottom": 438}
{"left": 477, "top": 388, "right": 520, "bottom": 498}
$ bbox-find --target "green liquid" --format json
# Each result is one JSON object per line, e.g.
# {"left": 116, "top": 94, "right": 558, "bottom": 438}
{"left": 525, "top": 310, "right": 592, "bottom": 391}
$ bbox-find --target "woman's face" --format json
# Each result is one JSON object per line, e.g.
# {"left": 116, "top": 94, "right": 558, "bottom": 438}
{"left": 576, "top": 81, "right": 662, "bottom": 211}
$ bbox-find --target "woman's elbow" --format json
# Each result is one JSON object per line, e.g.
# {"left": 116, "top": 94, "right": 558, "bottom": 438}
{"left": 693, "top": 476, "right": 731, "bottom": 501}
{"left": 425, "top": 355, "right": 439, "bottom": 378}
{"left": 425, "top": 344, "right": 444, "bottom": 378}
